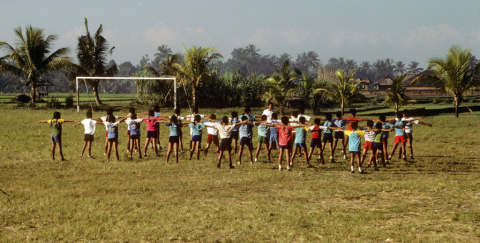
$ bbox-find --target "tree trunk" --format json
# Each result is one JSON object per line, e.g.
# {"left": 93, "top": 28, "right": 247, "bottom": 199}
{"left": 92, "top": 83, "right": 102, "bottom": 105}
{"left": 395, "top": 104, "right": 398, "bottom": 116}
{"left": 192, "top": 84, "right": 196, "bottom": 108}
{"left": 30, "top": 82, "right": 36, "bottom": 105}
{"left": 341, "top": 100, "right": 344, "bottom": 116}
{"left": 454, "top": 96, "right": 458, "bottom": 118}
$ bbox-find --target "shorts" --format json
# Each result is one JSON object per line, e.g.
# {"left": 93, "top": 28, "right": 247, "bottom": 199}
{"left": 258, "top": 136, "right": 269, "bottom": 144}
{"left": 231, "top": 131, "right": 239, "bottom": 140}
{"left": 240, "top": 137, "right": 251, "bottom": 146}
{"left": 278, "top": 145, "right": 290, "bottom": 149}
{"left": 269, "top": 134, "right": 278, "bottom": 144}
{"left": 207, "top": 134, "right": 219, "bottom": 145}
{"left": 192, "top": 135, "right": 202, "bottom": 142}
{"left": 405, "top": 133, "right": 413, "bottom": 140}
{"left": 310, "top": 138, "right": 322, "bottom": 148}
{"left": 349, "top": 151, "right": 361, "bottom": 155}
{"left": 334, "top": 131, "right": 344, "bottom": 140}
{"left": 219, "top": 138, "right": 232, "bottom": 151}
{"left": 130, "top": 135, "right": 140, "bottom": 140}
{"left": 169, "top": 136, "right": 179, "bottom": 144}
{"left": 374, "top": 142, "right": 383, "bottom": 151}
{"left": 322, "top": 133, "right": 333, "bottom": 143}
{"left": 364, "top": 141, "right": 374, "bottom": 151}
{"left": 127, "top": 130, "right": 130, "bottom": 136}
{"left": 147, "top": 131, "right": 156, "bottom": 139}
{"left": 84, "top": 134, "right": 94, "bottom": 142}
{"left": 382, "top": 137, "right": 389, "bottom": 145}
{"left": 394, "top": 135, "right": 406, "bottom": 144}
{"left": 108, "top": 138, "right": 118, "bottom": 143}
{"left": 51, "top": 134, "right": 62, "bottom": 143}
{"left": 294, "top": 143, "right": 306, "bottom": 148}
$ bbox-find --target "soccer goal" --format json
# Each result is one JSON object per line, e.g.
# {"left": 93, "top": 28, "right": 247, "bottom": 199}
{"left": 75, "top": 76, "right": 177, "bottom": 112}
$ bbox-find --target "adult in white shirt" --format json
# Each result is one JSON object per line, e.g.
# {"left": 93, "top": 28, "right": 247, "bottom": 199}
{"left": 262, "top": 102, "right": 277, "bottom": 122}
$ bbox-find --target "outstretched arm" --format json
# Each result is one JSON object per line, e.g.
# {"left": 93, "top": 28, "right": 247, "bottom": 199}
{"left": 36, "top": 120, "right": 49, "bottom": 124}
{"left": 72, "top": 122, "right": 82, "bottom": 127}
{"left": 418, "top": 120, "right": 432, "bottom": 127}
{"left": 63, "top": 119, "right": 78, "bottom": 123}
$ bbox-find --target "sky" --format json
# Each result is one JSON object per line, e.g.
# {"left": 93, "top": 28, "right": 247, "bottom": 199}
{"left": 1, "top": 0, "right": 480, "bottom": 68}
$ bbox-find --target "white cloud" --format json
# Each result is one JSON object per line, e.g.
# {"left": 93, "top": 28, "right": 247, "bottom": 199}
{"left": 144, "top": 22, "right": 212, "bottom": 49}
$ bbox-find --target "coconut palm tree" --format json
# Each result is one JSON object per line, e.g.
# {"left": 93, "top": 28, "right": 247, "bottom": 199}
{"left": 314, "top": 68, "right": 364, "bottom": 115}
{"left": 412, "top": 46, "right": 480, "bottom": 118}
{"left": 383, "top": 74, "right": 414, "bottom": 115}
{"left": 74, "top": 18, "right": 117, "bottom": 105}
{"left": 407, "top": 61, "right": 423, "bottom": 74}
{"left": 262, "top": 59, "right": 301, "bottom": 114}
{"left": 394, "top": 61, "right": 406, "bottom": 75}
{"left": 0, "top": 26, "right": 71, "bottom": 104}
{"left": 175, "top": 45, "right": 222, "bottom": 108}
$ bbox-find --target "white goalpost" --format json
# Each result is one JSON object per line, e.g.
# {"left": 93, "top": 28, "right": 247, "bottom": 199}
{"left": 75, "top": 77, "right": 177, "bottom": 112}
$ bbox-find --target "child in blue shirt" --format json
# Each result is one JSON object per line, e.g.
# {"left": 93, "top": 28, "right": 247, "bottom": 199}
{"left": 188, "top": 115, "right": 205, "bottom": 160}
{"left": 254, "top": 115, "right": 271, "bottom": 163}
{"left": 343, "top": 122, "right": 367, "bottom": 174}
{"left": 290, "top": 117, "right": 312, "bottom": 168}
{"left": 268, "top": 112, "right": 280, "bottom": 151}
{"left": 237, "top": 116, "right": 255, "bottom": 165}
{"left": 161, "top": 115, "right": 190, "bottom": 163}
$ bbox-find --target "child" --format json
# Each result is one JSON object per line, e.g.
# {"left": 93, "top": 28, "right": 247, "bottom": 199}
{"left": 72, "top": 110, "right": 96, "bottom": 158}
{"left": 332, "top": 111, "right": 350, "bottom": 159}
{"left": 141, "top": 110, "right": 162, "bottom": 157}
{"left": 322, "top": 113, "right": 336, "bottom": 163}
{"left": 254, "top": 115, "right": 271, "bottom": 163}
{"left": 100, "top": 109, "right": 119, "bottom": 155}
{"left": 230, "top": 111, "right": 240, "bottom": 154}
{"left": 268, "top": 112, "right": 280, "bottom": 152}
{"left": 173, "top": 108, "right": 185, "bottom": 153}
{"left": 265, "top": 116, "right": 307, "bottom": 171}
{"left": 205, "top": 116, "right": 245, "bottom": 169}
{"left": 203, "top": 114, "right": 221, "bottom": 156}
{"left": 162, "top": 115, "right": 190, "bottom": 163}
{"left": 186, "top": 107, "right": 206, "bottom": 150}
{"left": 100, "top": 115, "right": 128, "bottom": 163}
{"left": 237, "top": 116, "right": 255, "bottom": 165}
{"left": 387, "top": 112, "right": 422, "bottom": 161}
{"left": 375, "top": 115, "right": 393, "bottom": 164}
{"left": 189, "top": 115, "right": 205, "bottom": 160}
{"left": 290, "top": 117, "right": 312, "bottom": 168}
{"left": 241, "top": 107, "right": 257, "bottom": 149}
{"left": 153, "top": 105, "right": 163, "bottom": 150}
{"left": 127, "top": 113, "right": 143, "bottom": 159}
{"left": 125, "top": 107, "right": 136, "bottom": 153}
{"left": 37, "top": 111, "right": 77, "bottom": 160}
{"left": 401, "top": 110, "right": 432, "bottom": 159}
{"left": 343, "top": 122, "right": 367, "bottom": 174}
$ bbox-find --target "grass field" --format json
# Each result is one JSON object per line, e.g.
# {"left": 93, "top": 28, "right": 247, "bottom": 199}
{"left": 1, "top": 106, "right": 480, "bottom": 241}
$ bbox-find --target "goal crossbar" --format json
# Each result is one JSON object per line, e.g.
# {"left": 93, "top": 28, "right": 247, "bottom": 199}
{"left": 75, "top": 76, "right": 177, "bottom": 112}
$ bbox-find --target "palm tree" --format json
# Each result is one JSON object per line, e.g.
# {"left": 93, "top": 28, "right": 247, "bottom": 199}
{"left": 412, "top": 46, "right": 480, "bottom": 117}
{"left": 175, "top": 45, "right": 222, "bottom": 108}
{"left": 407, "top": 61, "right": 423, "bottom": 74}
{"left": 314, "top": 68, "right": 364, "bottom": 115}
{"left": 262, "top": 59, "right": 301, "bottom": 114}
{"left": 0, "top": 26, "right": 71, "bottom": 104}
{"left": 383, "top": 74, "right": 414, "bottom": 115}
{"left": 74, "top": 18, "right": 117, "bottom": 105}
{"left": 394, "top": 61, "right": 406, "bottom": 75}
{"left": 151, "top": 45, "right": 172, "bottom": 67}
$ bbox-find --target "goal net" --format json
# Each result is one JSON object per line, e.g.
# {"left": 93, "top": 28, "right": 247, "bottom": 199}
{"left": 75, "top": 76, "right": 177, "bottom": 112}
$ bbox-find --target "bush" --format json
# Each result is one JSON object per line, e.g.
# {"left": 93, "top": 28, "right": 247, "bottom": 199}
{"left": 46, "top": 97, "right": 62, "bottom": 109}
{"left": 431, "top": 97, "right": 439, "bottom": 104}
{"left": 65, "top": 95, "right": 74, "bottom": 108}
{"left": 11, "top": 94, "right": 31, "bottom": 104}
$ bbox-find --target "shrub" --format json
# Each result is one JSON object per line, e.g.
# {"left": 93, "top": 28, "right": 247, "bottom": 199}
{"left": 431, "top": 97, "right": 439, "bottom": 104}
{"left": 46, "top": 97, "right": 62, "bottom": 109}
{"left": 11, "top": 94, "right": 31, "bottom": 104}
{"left": 65, "top": 95, "right": 74, "bottom": 108}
